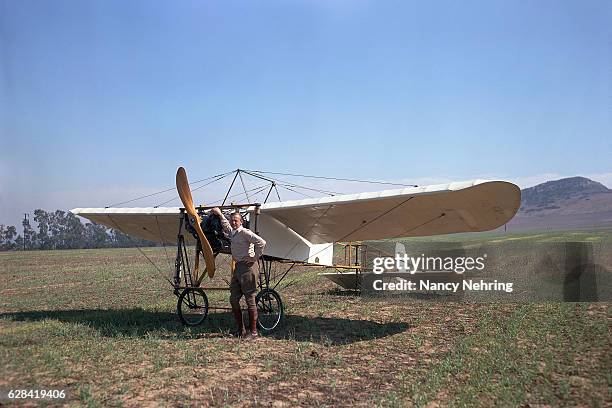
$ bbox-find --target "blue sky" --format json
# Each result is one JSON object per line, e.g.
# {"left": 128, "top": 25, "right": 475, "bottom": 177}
{"left": 1, "top": 0, "right": 611, "bottom": 226}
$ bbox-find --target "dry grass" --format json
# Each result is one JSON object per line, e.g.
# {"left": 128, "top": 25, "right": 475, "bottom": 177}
{"left": 0, "top": 232, "right": 610, "bottom": 407}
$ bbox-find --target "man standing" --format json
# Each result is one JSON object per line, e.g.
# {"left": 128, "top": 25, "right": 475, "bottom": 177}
{"left": 211, "top": 207, "right": 266, "bottom": 338}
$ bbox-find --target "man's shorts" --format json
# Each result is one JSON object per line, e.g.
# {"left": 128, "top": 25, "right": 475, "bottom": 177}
{"left": 230, "top": 261, "right": 258, "bottom": 307}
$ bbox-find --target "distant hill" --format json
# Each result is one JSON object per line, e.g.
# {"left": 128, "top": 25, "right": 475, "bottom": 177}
{"left": 508, "top": 177, "right": 612, "bottom": 231}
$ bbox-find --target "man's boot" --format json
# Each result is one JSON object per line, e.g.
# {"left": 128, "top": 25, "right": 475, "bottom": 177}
{"left": 247, "top": 308, "right": 258, "bottom": 339}
{"left": 232, "top": 308, "right": 246, "bottom": 338}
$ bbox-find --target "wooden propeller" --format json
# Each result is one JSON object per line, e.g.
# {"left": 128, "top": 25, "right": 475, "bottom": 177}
{"left": 176, "top": 167, "right": 216, "bottom": 279}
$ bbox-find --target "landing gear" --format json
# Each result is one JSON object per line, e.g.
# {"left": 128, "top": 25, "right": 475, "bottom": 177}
{"left": 173, "top": 209, "right": 287, "bottom": 333}
{"left": 256, "top": 288, "right": 284, "bottom": 332}
{"left": 177, "top": 287, "right": 209, "bottom": 326}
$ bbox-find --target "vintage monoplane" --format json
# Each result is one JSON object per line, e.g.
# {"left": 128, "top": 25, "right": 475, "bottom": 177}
{"left": 71, "top": 168, "right": 520, "bottom": 332}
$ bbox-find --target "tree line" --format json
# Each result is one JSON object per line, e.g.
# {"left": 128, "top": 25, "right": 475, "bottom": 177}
{"left": 0, "top": 209, "right": 156, "bottom": 250}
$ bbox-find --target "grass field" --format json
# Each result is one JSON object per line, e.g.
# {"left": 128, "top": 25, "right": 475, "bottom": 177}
{"left": 0, "top": 230, "right": 610, "bottom": 407}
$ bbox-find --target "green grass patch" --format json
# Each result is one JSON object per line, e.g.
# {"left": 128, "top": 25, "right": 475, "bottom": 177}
{"left": 0, "top": 237, "right": 610, "bottom": 406}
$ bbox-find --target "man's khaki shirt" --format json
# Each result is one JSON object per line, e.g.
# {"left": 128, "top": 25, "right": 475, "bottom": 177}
{"left": 219, "top": 216, "right": 266, "bottom": 263}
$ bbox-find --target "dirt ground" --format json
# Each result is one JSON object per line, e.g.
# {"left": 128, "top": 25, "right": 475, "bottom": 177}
{"left": 0, "top": 237, "right": 610, "bottom": 407}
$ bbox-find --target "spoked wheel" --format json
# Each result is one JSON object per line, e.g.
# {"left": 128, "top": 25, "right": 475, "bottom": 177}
{"left": 256, "top": 288, "right": 283, "bottom": 332}
{"left": 177, "top": 287, "right": 209, "bottom": 326}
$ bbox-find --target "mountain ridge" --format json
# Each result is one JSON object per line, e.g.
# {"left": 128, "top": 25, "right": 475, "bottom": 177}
{"left": 508, "top": 176, "right": 612, "bottom": 230}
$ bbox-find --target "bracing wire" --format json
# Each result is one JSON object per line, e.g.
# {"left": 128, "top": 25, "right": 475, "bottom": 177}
{"left": 106, "top": 170, "right": 234, "bottom": 207}
{"left": 240, "top": 169, "right": 341, "bottom": 196}
{"left": 246, "top": 169, "right": 418, "bottom": 188}
{"left": 107, "top": 168, "right": 415, "bottom": 209}
{"left": 154, "top": 215, "right": 174, "bottom": 272}
{"left": 280, "top": 204, "right": 335, "bottom": 261}
{"left": 248, "top": 184, "right": 275, "bottom": 203}
{"left": 276, "top": 182, "right": 339, "bottom": 196}
{"left": 277, "top": 184, "right": 314, "bottom": 198}
{"left": 272, "top": 196, "right": 419, "bottom": 285}
{"left": 239, "top": 168, "right": 335, "bottom": 200}
{"left": 154, "top": 172, "right": 234, "bottom": 207}
{"left": 102, "top": 168, "right": 426, "bottom": 290}
{"left": 106, "top": 214, "right": 174, "bottom": 287}
{"left": 207, "top": 183, "right": 271, "bottom": 206}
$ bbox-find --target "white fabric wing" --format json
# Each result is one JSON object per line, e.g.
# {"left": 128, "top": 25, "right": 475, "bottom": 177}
{"left": 258, "top": 180, "right": 520, "bottom": 244}
{"left": 71, "top": 180, "right": 520, "bottom": 251}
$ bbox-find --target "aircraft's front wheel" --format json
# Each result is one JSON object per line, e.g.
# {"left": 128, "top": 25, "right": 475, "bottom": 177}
{"left": 177, "top": 287, "right": 209, "bottom": 326}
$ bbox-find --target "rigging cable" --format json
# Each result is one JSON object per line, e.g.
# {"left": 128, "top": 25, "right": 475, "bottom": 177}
{"left": 276, "top": 182, "right": 339, "bottom": 196}
{"left": 261, "top": 176, "right": 341, "bottom": 196}
{"left": 102, "top": 168, "right": 425, "bottom": 290}
{"left": 246, "top": 169, "right": 418, "bottom": 188}
{"left": 207, "top": 183, "right": 271, "bottom": 206}
{"left": 106, "top": 214, "right": 175, "bottom": 288}
{"left": 155, "top": 215, "right": 174, "bottom": 272}
{"left": 271, "top": 196, "right": 416, "bottom": 291}
{"left": 106, "top": 170, "right": 235, "bottom": 208}
{"left": 277, "top": 184, "right": 314, "bottom": 199}
{"left": 154, "top": 172, "right": 234, "bottom": 207}
{"left": 240, "top": 169, "right": 341, "bottom": 196}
